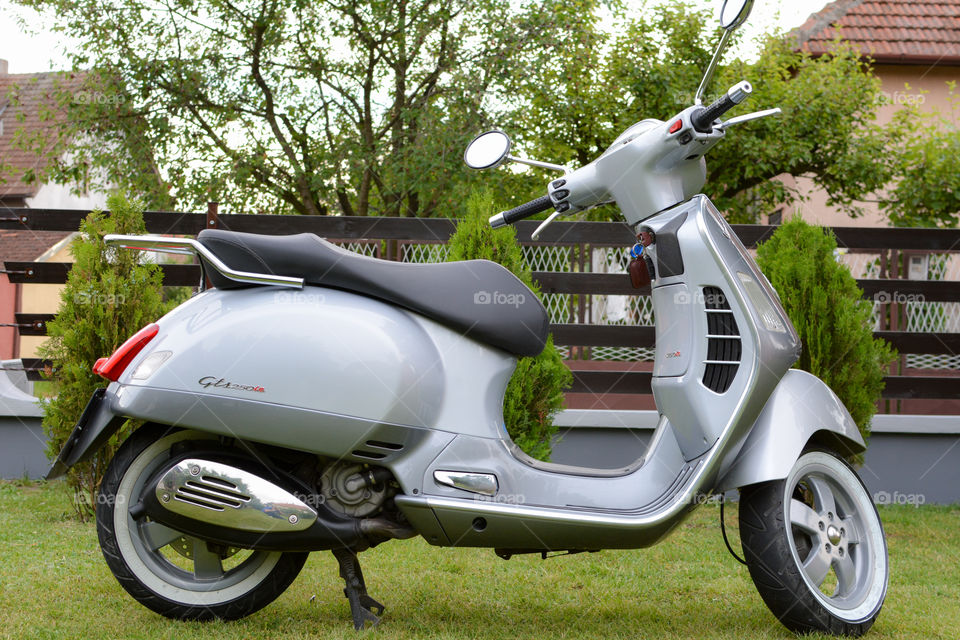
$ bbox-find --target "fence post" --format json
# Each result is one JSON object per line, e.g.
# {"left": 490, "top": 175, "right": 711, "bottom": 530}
{"left": 206, "top": 202, "right": 220, "bottom": 230}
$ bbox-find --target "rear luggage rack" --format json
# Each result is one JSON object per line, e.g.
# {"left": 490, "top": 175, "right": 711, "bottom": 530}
{"left": 104, "top": 234, "right": 304, "bottom": 289}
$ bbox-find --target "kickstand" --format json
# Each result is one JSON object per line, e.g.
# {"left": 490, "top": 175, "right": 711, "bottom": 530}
{"left": 333, "top": 548, "right": 384, "bottom": 630}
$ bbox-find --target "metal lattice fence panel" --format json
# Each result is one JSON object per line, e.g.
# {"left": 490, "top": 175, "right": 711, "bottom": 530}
{"left": 334, "top": 235, "right": 959, "bottom": 369}
{"left": 905, "top": 254, "right": 960, "bottom": 369}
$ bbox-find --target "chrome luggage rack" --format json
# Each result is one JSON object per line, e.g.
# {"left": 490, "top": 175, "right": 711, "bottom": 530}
{"left": 104, "top": 234, "right": 305, "bottom": 289}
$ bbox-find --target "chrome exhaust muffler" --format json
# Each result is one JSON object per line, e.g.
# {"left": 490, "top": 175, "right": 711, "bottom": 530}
{"left": 154, "top": 458, "right": 318, "bottom": 533}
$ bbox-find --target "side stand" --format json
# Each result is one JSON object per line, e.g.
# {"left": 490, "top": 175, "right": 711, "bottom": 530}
{"left": 333, "top": 548, "right": 384, "bottom": 630}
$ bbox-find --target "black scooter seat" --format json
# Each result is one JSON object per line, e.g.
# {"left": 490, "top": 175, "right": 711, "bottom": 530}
{"left": 197, "top": 229, "right": 548, "bottom": 357}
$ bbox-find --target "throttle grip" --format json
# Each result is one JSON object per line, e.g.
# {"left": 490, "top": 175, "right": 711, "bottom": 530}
{"left": 692, "top": 81, "right": 752, "bottom": 133}
{"left": 489, "top": 195, "right": 554, "bottom": 228}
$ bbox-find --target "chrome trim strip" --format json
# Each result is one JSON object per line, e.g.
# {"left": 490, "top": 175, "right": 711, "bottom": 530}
{"left": 105, "top": 234, "right": 304, "bottom": 289}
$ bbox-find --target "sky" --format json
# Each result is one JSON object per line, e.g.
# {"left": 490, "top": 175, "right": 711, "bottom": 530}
{"left": 0, "top": 0, "right": 833, "bottom": 75}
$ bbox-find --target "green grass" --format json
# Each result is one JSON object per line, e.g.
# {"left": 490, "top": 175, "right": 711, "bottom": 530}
{"left": 1, "top": 481, "right": 958, "bottom": 640}
{"left": 30, "top": 381, "right": 55, "bottom": 399}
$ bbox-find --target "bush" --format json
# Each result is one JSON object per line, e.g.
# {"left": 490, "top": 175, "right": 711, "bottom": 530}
{"left": 446, "top": 190, "right": 572, "bottom": 460}
{"left": 38, "top": 193, "right": 167, "bottom": 519}
{"left": 756, "top": 216, "right": 897, "bottom": 445}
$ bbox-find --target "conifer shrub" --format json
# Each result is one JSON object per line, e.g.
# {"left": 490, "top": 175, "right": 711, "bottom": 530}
{"left": 756, "top": 216, "right": 897, "bottom": 445}
{"left": 39, "top": 193, "right": 167, "bottom": 519}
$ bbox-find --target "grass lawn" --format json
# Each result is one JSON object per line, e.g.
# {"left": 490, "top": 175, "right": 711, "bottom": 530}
{"left": 1, "top": 480, "right": 957, "bottom": 640}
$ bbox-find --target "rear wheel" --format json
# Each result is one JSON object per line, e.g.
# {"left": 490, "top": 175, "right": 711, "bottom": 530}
{"left": 739, "top": 450, "right": 888, "bottom": 636}
{"left": 96, "top": 424, "right": 308, "bottom": 620}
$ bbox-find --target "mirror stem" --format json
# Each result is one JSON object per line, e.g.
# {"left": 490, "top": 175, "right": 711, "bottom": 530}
{"left": 695, "top": 28, "right": 732, "bottom": 105}
{"left": 506, "top": 155, "right": 569, "bottom": 173}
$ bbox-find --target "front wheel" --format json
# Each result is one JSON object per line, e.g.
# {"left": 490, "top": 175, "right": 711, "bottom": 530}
{"left": 96, "top": 424, "right": 309, "bottom": 621}
{"left": 739, "top": 450, "right": 888, "bottom": 636}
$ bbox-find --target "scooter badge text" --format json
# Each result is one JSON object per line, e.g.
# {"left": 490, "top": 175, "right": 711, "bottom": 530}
{"left": 198, "top": 376, "right": 266, "bottom": 393}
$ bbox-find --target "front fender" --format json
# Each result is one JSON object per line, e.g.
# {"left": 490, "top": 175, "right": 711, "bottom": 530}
{"left": 715, "top": 369, "right": 865, "bottom": 492}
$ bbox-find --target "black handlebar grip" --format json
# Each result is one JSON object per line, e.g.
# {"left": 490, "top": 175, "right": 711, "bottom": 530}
{"left": 489, "top": 195, "right": 554, "bottom": 228}
{"left": 692, "top": 81, "right": 752, "bottom": 133}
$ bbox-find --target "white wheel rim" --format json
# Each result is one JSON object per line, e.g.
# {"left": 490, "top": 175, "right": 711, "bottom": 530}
{"left": 112, "top": 430, "right": 283, "bottom": 606}
{"left": 783, "top": 451, "right": 888, "bottom": 622}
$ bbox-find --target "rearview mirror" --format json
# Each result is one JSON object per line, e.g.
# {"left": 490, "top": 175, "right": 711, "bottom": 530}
{"left": 695, "top": 0, "right": 754, "bottom": 104}
{"left": 720, "top": 0, "right": 754, "bottom": 31}
{"left": 464, "top": 130, "right": 512, "bottom": 170}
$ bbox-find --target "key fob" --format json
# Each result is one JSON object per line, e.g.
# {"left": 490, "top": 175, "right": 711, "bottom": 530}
{"left": 627, "top": 243, "right": 651, "bottom": 289}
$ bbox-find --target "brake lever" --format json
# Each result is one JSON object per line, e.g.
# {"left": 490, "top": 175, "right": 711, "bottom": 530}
{"left": 717, "top": 107, "right": 782, "bottom": 129}
{"left": 531, "top": 210, "right": 564, "bottom": 241}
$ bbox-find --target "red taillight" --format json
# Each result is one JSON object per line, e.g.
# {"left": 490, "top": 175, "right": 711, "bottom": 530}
{"left": 93, "top": 323, "right": 160, "bottom": 381}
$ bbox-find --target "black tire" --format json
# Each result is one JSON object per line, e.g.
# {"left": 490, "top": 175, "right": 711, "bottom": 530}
{"left": 739, "top": 450, "right": 888, "bottom": 636}
{"left": 96, "top": 424, "right": 309, "bottom": 621}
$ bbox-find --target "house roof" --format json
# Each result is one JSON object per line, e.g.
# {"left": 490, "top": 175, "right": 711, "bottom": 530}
{"left": 0, "top": 230, "right": 72, "bottom": 263}
{"left": 0, "top": 68, "right": 86, "bottom": 200}
{"left": 794, "top": 0, "right": 960, "bottom": 65}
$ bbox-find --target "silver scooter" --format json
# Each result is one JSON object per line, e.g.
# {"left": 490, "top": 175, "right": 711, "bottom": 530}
{"left": 49, "top": 0, "right": 888, "bottom": 635}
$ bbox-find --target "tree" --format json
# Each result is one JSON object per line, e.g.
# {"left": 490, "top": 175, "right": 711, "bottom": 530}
{"left": 17, "top": 0, "right": 955, "bottom": 225}
{"left": 38, "top": 193, "right": 167, "bottom": 519}
{"left": 446, "top": 189, "right": 572, "bottom": 460}
{"left": 755, "top": 217, "right": 897, "bottom": 446}
{"left": 878, "top": 85, "right": 960, "bottom": 227}
{"left": 508, "top": 1, "right": 917, "bottom": 223}
{"left": 13, "top": 0, "right": 565, "bottom": 215}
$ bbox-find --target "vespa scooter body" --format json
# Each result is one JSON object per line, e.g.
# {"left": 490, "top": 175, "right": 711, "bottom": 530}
{"left": 76, "top": 193, "right": 862, "bottom": 554}
{"left": 48, "top": 2, "right": 888, "bottom": 631}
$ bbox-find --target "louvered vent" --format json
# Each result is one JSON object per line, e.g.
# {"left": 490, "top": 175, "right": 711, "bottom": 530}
{"left": 702, "top": 287, "right": 741, "bottom": 393}
{"left": 175, "top": 476, "right": 251, "bottom": 511}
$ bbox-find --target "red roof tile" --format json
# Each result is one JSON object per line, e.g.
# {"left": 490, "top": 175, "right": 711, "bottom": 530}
{"left": 0, "top": 229, "right": 72, "bottom": 263}
{"left": 0, "top": 70, "right": 86, "bottom": 199}
{"left": 794, "top": 0, "right": 960, "bottom": 65}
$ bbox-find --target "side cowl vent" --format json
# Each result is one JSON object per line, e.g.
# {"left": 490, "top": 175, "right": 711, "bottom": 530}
{"left": 702, "top": 286, "right": 741, "bottom": 393}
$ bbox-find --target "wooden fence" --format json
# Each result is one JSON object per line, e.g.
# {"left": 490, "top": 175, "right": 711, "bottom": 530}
{"left": 3, "top": 207, "right": 960, "bottom": 401}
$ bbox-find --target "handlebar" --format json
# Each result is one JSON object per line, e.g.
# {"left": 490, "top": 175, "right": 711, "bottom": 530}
{"left": 489, "top": 195, "right": 554, "bottom": 228}
{"left": 691, "top": 81, "right": 752, "bottom": 133}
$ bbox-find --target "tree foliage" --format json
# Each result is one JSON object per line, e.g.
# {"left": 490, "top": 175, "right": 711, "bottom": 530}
{"left": 13, "top": 0, "right": 563, "bottom": 215}
{"left": 509, "top": 1, "right": 916, "bottom": 223}
{"left": 12, "top": 0, "right": 959, "bottom": 225}
{"left": 878, "top": 85, "right": 960, "bottom": 227}
{"left": 38, "top": 193, "right": 167, "bottom": 519}
{"left": 446, "top": 189, "right": 572, "bottom": 460}
{"left": 756, "top": 217, "right": 897, "bottom": 445}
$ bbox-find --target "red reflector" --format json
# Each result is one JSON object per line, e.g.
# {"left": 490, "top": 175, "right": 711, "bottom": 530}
{"left": 669, "top": 119, "right": 683, "bottom": 134}
{"left": 93, "top": 323, "right": 159, "bottom": 381}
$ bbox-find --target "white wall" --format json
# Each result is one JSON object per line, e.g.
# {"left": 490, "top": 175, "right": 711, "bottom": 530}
{"left": 25, "top": 182, "right": 108, "bottom": 210}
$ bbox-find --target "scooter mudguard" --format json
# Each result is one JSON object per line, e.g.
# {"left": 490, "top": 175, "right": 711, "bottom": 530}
{"left": 714, "top": 368, "right": 866, "bottom": 492}
{"left": 46, "top": 386, "right": 126, "bottom": 480}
